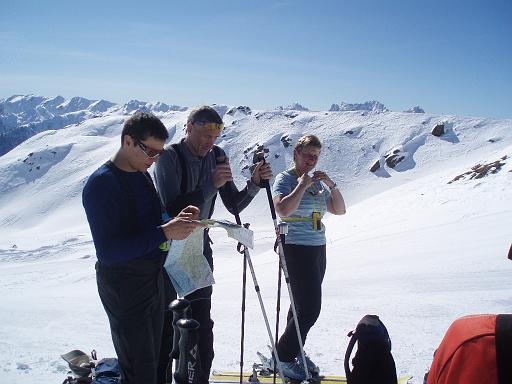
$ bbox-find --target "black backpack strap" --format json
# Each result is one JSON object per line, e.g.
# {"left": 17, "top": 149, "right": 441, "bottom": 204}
{"left": 212, "top": 144, "right": 222, "bottom": 159}
{"left": 171, "top": 143, "right": 188, "bottom": 195}
{"left": 344, "top": 330, "right": 357, "bottom": 382}
{"left": 496, "top": 314, "right": 512, "bottom": 384}
{"left": 207, "top": 145, "right": 223, "bottom": 218}
{"left": 171, "top": 143, "right": 220, "bottom": 222}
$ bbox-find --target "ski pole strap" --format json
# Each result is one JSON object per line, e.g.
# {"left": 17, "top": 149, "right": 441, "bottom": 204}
{"left": 263, "top": 182, "right": 277, "bottom": 220}
{"left": 236, "top": 223, "right": 250, "bottom": 254}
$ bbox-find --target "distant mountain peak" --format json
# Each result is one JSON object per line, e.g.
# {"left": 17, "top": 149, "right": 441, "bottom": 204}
{"left": 278, "top": 102, "right": 309, "bottom": 111}
{"left": 57, "top": 96, "right": 96, "bottom": 113}
{"left": 330, "top": 100, "right": 388, "bottom": 112}
{"left": 122, "top": 99, "right": 186, "bottom": 114}
{"left": 405, "top": 106, "right": 425, "bottom": 113}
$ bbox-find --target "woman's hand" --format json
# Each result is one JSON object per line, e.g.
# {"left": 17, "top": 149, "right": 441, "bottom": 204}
{"left": 312, "top": 170, "right": 335, "bottom": 188}
{"left": 297, "top": 172, "right": 314, "bottom": 189}
{"left": 315, "top": 172, "right": 346, "bottom": 215}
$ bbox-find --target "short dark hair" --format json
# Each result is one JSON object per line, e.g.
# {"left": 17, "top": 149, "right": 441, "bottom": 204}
{"left": 121, "top": 112, "right": 168, "bottom": 145}
{"left": 187, "top": 105, "right": 223, "bottom": 124}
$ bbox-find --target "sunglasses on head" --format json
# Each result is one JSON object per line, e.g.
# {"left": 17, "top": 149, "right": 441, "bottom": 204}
{"left": 133, "top": 138, "right": 164, "bottom": 159}
{"left": 192, "top": 120, "right": 224, "bottom": 131}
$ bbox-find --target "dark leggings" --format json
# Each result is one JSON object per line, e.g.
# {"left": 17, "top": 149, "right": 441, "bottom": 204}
{"left": 276, "top": 244, "right": 326, "bottom": 362}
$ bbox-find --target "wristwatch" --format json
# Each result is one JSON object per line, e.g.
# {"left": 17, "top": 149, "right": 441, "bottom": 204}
{"left": 329, "top": 182, "right": 337, "bottom": 190}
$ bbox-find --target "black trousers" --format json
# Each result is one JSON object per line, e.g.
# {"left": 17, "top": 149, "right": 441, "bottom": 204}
{"left": 96, "top": 256, "right": 165, "bottom": 384}
{"left": 158, "top": 231, "right": 214, "bottom": 384}
{"left": 275, "top": 244, "right": 326, "bottom": 362}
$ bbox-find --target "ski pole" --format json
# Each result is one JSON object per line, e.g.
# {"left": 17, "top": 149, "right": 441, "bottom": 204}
{"left": 273, "top": 266, "right": 282, "bottom": 384}
{"left": 222, "top": 179, "right": 286, "bottom": 383}
{"left": 239, "top": 237, "right": 248, "bottom": 384}
{"left": 241, "top": 235, "right": 286, "bottom": 383}
{"left": 272, "top": 223, "right": 286, "bottom": 384}
{"left": 258, "top": 156, "right": 311, "bottom": 381}
{"left": 252, "top": 150, "right": 284, "bottom": 384}
{"left": 218, "top": 155, "right": 250, "bottom": 384}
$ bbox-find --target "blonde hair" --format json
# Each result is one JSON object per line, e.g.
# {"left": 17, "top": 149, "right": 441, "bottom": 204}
{"left": 294, "top": 134, "right": 322, "bottom": 152}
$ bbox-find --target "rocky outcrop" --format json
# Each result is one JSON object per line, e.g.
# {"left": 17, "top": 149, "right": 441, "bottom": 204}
{"left": 431, "top": 123, "right": 445, "bottom": 137}
{"left": 448, "top": 156, "right": 508, "bottom": 183}
{"left": 370, "top": 159, "right": 381, "bottom": 172}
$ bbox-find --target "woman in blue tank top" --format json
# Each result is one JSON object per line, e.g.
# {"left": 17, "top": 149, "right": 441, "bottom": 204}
{"left": 271, "top": 134, "right": 346, "bottom": 380}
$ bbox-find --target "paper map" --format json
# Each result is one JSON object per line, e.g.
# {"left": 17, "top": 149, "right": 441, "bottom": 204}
{"left": 164, "top": 218, "right": 254, "bottom": 297}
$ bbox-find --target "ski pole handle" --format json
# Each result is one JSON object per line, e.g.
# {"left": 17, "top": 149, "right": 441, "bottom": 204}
{"left": 170, "top": 299, "right": 191, "bottom": 360}
{"left": 252, "top": 151, "right": 277, "bottom": 220}
{"left": 174, "top": 318, "right": 202, "bottom": 384}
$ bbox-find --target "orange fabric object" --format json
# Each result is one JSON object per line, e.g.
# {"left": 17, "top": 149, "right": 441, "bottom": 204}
{"left": 427, "top": 314, "right": 498, "bottom": 384}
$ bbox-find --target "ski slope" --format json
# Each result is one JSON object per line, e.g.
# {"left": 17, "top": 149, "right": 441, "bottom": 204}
{"left": 0, "top": 97, "right": 511, "bottom": 383}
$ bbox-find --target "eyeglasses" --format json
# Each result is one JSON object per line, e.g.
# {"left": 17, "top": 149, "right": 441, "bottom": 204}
{"left": 192, "top": 120, "right": 224, "bottom": 131}
{"left": 133, "top": 138, "right": 164, "bottom": 159}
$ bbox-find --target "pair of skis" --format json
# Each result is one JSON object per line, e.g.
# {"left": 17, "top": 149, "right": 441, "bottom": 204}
{"left": 210, "top": 370, "right": 413, "bottom": 384}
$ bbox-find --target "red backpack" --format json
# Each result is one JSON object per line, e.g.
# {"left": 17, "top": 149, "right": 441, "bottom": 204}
{"left": 426, "top": 314, "right": 512, "bottom": 384}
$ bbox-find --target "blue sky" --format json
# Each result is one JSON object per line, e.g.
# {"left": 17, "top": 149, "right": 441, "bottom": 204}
{"left": 1, "top": 0, "right": 511, "bottom": 118}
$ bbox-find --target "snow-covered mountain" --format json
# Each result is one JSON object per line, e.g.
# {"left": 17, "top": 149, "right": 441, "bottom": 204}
{"left": 0, "top": 95, "right": 415, "bottom": 158}
{"left": 0, "top": 95, "right": 190, "bottom": 157}
{"left": 0, "top": 95, "right": 511, "bottom": 384}
{"left": 0, "top": 95, "right": 116, "bottom": 156}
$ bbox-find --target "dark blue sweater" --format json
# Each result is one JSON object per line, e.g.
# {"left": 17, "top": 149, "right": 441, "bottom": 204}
{"left": 82, "top": 162, "right": 167, "bottom": 266}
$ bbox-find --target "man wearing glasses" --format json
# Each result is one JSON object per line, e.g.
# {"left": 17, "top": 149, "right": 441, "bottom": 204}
{"left": 83, "top": 112, "right": 203, "bottom": 384}
{"left": 154, "top": 106, "right": 273, "bottom": 384}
